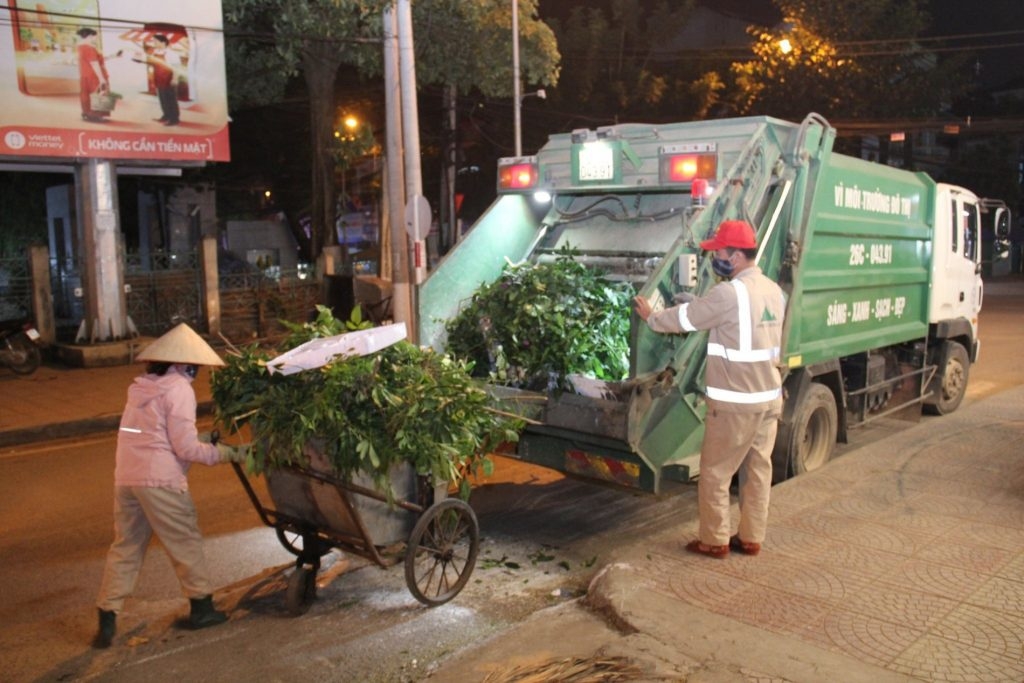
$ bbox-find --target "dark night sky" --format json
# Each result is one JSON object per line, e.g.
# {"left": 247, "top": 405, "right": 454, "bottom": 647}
{"left": 928, "top": 0, "right": 1024, "bottom": 88}
{"left": 540, "top": 0, "right": 1024, "bottom": 90}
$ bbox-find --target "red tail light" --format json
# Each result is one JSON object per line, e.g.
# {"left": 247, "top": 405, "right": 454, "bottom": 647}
{"left": 660, "top": 153, "right": 717, "bottom": 184}
{"left": 497, "top": 158, "right": 539, "bottom": 191}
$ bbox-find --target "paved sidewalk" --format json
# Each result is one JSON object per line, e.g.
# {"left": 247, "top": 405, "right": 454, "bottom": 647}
{"left": 434, "top": 385, "right": 1024, "bottom": 682}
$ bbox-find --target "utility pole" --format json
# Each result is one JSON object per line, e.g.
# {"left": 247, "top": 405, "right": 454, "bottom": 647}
{"left": 512, "top": 0, "right": 522, "bottom": 157}
{"left": 383, "top": 6, "right": 411, "bottom": 330}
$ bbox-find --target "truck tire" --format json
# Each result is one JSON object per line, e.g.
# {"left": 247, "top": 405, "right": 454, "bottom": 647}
{"left": 924, "top": 341, "right": 969, "bottom": 416}
{"left": 773, "top": 382, "right": 837, "bottom": 483}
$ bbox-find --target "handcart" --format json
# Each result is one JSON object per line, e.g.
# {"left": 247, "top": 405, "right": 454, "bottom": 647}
{"left": 230, "top": 446, "right": 480, "bottom": 616}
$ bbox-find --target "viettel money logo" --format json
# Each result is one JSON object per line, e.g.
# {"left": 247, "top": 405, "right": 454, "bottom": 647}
{"left": 4, "top": 131, "right": 27, "bottom": 150}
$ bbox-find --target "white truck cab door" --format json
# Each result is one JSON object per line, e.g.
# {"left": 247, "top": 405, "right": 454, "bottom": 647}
{"left": 930, "top": 189, "right": 982, "bottom": 332}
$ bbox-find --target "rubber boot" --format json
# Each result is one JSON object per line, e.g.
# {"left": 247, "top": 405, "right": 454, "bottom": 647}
{"left": 188, "top": 595, "right": 228, "bottom": 629}
{"left": 92, "top": 609, "right": 116, "bottom": 648}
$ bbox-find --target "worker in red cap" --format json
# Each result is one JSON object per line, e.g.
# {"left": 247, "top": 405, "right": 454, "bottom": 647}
{"left": 93, "top": 324, "right": 246, "bottom": 648}
{"left": 634, "top": 219, "right": 785, "bottom": 559}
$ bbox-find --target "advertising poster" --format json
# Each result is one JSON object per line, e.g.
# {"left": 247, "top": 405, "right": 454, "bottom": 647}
{"left": 0, "top": 0, "right": 230, "bottom": 162}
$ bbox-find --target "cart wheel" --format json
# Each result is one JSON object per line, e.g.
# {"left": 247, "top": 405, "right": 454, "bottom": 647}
{"left": 285, "top": 564, "right": 317, "bottom": 616}
{"left": 276, "top": 528, "right": 330, "bottom": 558}
{"left": 404, "top": 498, "right": 479, "bottom": 606}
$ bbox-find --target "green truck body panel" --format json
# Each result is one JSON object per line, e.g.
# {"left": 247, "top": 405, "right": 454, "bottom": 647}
{"left": 419, "top": 114, "right": 993, "bottom": 493}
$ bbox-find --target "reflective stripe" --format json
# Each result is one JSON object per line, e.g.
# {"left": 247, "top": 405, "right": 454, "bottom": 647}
{"left": 707, "top": 342, "right": 780, "bottom": 362}
{"left": 119, "top": 427, "right": 142, "bottom": 434}
{"left": 707, "top": 385, "right": 782, "bottom": 403}
{"left": 702, "top": 278, "right": 777, "bottom": 362}
{"left": 677, "top": 303, "right": 697, "bottom": 332}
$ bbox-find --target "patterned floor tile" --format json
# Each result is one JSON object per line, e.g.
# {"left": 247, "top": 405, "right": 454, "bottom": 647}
{"left": 780, "top": 510, "right": 867, "bottom": 539}
{"left": 946, "top": 520, "right": 1024, "bottom": 552}
{"left": 930, "top": 602, "right": 1024, "bottom": 658}
{"left": 901, "top": 492, "right": 989, "bottom": 518}
{"left": 967, "top": 502, "right": 1024, "bottom": 529}
{"left": 829, "top": 519, "right": 933, "bottom": 557}
{"left": 817, "top": 609, "right": 923, "bottom": 668}
{"left": 994, "top": 553, "right": 1024, "bottom": 582}
{"left": 713, "top": 584, "right": 831, "bottom": 635}
{"left": 762, "top": 525, "right": 835, "bottom": 558}
{"left": 664, "top": 565, "right": 753, "bottom": 610}
{"left": 912, "top": 537, "right": 1013, "bottom": 575}
{"left": 836, "top": 580, "right": 960, "bottom": 632}
{"left": 895, "top": 558, "right": 992, "bottom": 598}
{"left": 889, "top": 633, "right": 1024, "bottom": 682}
{"left": 810, "top": 541, "right": 907, "bottom": 580}
{"left": 973, "top": 577, "right": 1024, "bottom": 617}
{"left": 874, "top": 508, "right": 968, "bottom": 536}
{"left": 820, "top": 493, "right": 896, "bottom": 520}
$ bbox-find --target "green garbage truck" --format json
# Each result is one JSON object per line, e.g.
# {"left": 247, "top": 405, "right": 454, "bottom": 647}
{"left": 418, "top": 113, "right": 1012, "bottom": 493}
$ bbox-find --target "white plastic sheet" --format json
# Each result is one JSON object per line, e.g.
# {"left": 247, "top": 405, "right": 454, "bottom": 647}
{"left": 265, "top": 323, "right": 407, "bottom": 375}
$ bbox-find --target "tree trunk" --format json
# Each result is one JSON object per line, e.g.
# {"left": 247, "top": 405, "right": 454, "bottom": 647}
{"left": 303, "top": 44, "right": 344, "bottom": 261}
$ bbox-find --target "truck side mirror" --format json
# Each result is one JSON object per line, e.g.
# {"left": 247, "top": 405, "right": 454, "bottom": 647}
{"left": 993, "top": 207, "right": 1011, "bottom": 240}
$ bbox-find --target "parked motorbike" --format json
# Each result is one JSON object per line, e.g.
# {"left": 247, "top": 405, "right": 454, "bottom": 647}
{"left": 0, "top": 319, "right": 42, "bottom": 375}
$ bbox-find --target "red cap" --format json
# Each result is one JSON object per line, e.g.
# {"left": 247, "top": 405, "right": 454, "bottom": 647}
{"left": 699, "top": 220, "right": 757, "bottom": 250}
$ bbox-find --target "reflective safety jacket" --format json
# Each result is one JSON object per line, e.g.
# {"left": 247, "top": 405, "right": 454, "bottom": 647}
{"left": 645, "top": 266, "right": 785, "bottom": 413}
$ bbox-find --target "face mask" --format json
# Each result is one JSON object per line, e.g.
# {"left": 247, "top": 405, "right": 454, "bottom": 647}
{"left": 711, "top": 256, "right": 734, "bottom": 278}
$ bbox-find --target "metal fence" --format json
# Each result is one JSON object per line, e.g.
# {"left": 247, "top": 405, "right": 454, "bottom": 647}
{"left": 0, "top": 255, "right": 32, "bottom": 321}
{"left": 125, "top": 251, "right": 203, "bottom": 336}
{"left": 0, "top": 248, "right": 329, "bottom": 343}
{"left": 220, "top": 266, "right": 321, "bottom": 344}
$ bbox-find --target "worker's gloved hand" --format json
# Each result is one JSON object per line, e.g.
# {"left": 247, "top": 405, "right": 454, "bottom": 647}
{"left": 199, "top": 430, "right": 220, "bottom": 445}
{"left": 217, "top": 443, "right": 249, "bottom": 463}
{"left": 673, "top": 291, "right": 695, "bottom": 304}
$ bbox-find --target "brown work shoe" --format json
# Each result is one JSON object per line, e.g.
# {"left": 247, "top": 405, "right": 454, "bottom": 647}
{"left": 729, "top": 535, "right": 761, "bottom": 556}
{"left": 685, "top": 539, "right": 729, "bottom": 559}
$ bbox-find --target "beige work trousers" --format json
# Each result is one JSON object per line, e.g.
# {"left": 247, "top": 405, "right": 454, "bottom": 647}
{"left": 96, "top": 485, "right": 214, "bottom": 613}
{"left": 697, "top": 406, "right": 780, "bottom": 547}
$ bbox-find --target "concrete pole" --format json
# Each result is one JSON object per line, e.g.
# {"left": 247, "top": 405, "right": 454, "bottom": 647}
{"left": 384, "top": 5, "right": 412, "bottom": 329}
{"left": 27, "top": 245, "right": 55, "bottom": 345}
{"left": 199, "top": 236, "right": 221, "bottom": 338}
{"left": 396, "top": 0, "right": 427, "bottom": 294}
{"left": 74, "top": 159, "right": 130, "bottom": 342}
{"left": 512, "top": 0, "right": 521, "bottom": 157}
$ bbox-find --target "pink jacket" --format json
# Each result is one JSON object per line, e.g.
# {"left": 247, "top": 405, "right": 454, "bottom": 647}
{"left": 114, "top": 365, "right": 220, "bottom": 490}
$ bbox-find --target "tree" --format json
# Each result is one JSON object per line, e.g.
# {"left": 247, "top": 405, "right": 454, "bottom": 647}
{"left": 412, "top": 0, "right": 560, "bottom": 250}
{"left": 544, "top": 1, "right": 712, "bottom": 126}
{"left": 224, "top": 0, "right": 559, "bottom": 259}
{"left": 223, "top": 0, "right": 385, "bottom": 261}
{"left": 730, "top": 0, "right": 969, "bottom": 121}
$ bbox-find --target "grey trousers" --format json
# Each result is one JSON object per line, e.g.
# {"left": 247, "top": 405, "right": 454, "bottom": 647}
{"left": 697, "top": 406, "right": 779, "bottom": 546}
{"left": 96, "top": 485, "right": 214, "bottom": 613}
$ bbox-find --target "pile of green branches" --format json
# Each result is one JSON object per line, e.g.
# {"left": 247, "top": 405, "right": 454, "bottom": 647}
{"left": 212, "top": 306, "right": 520, "bottom": 499}
{"left": 444, "top": 251, "right": 633, "bottom": 392}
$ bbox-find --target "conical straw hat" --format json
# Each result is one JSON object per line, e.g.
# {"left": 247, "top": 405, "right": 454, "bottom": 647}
{"left": 136, "top": 323, "right": 225, "bottom": 366}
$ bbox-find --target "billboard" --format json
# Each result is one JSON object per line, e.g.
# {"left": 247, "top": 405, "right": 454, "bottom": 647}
{"left": 0, "top": 0, "right": 230, "bottom": 162}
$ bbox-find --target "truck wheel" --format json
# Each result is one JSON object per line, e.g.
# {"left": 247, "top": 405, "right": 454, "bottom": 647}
{"left": 924, "top": 341, "right": 969, "bottom": 416}
{"left": 773, "top": 382, "right": 837, "bottom": 482}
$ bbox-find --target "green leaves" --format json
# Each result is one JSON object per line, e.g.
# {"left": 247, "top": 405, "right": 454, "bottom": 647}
{"left": 212, "top": 309, "right": 520, "bottom": 499}
{"left": 445, "top": 248, "right": 633, "bottom": 391}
